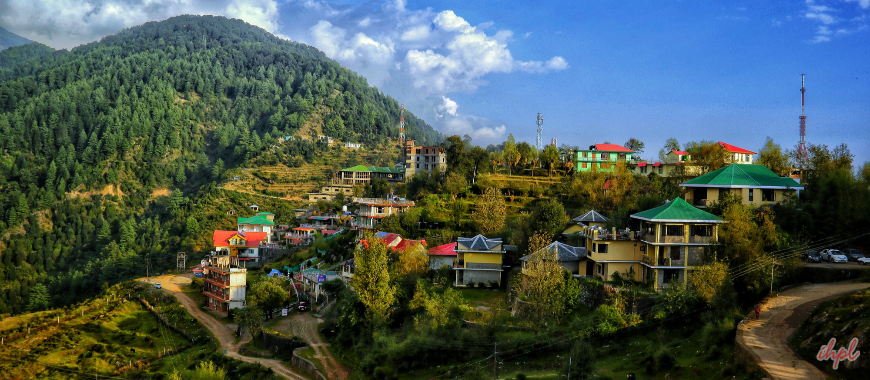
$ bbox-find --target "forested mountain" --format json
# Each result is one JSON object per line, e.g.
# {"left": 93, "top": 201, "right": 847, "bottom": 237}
{"left": 0, "top": 26, "right": 33, "bottom": 51}
{"left": 0, "top": 15, "right": 443, "bottom": 315}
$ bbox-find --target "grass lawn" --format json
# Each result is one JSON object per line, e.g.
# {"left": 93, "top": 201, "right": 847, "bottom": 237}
{"left": 459, "top": 288, "right": 506, "bottom": 307}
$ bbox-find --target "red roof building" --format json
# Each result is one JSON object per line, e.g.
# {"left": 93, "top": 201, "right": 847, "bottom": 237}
{"left": 594, "top": 144, "right": 634, "bottom": 153}
{"left": 717, "top": 142, "right": 756, "bottom": 164}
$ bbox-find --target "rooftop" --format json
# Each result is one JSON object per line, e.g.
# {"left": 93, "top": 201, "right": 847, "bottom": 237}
{"left": 592, "top": 143, "right": 634, "bottom": 153}
{"left": 342, "top": 164, "right": 403, "bottom": 174}
{"left": 631, "top": 198, "right": 724, "bottom": 223}
{"left": 238, "top": 215, "right": 275, "bottom": 226}
{"left": 717, "top": 142, "right": 756, "bottom": 154}
{"left": 681, "top": 164, "right": 804, "bottom": 189}
{"left": 520, "top": 241, "right": 587, "bottom": 262}
{"left": 213, "top": 230, "right": 268, "bottom": 247}
{"left": 429, "top": 243, "right": 457, "bottom": 256}
{"left": 457, "top": 234, "right": 503, "bottom": 251}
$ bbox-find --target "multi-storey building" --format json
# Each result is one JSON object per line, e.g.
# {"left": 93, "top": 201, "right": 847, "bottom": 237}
{"left": 681, "top": 164, "right": 803, "bottom": 208}
{"left": 574, "top": 144, "right": 635, "bottom": 173}
{"left": 404, "top": 140, "right": 447, "bottom": 178}
{"left": 309, "top": 165, "right": 405, "bottom": 202}
{"left": 633, "top": 142, "right": 756, "bottom": 178}
{"left": 454, "top": 234, "right": 505, "bottom": 287}
{"left": 213, "top": 230, "right": 268, "bottom": 263}
{"left": 631, "top": 198, "right": 724, "bottom": 290}
{"left": 202, "top": 254, "right": 247, "bottom": 312}
{"left": 572, "top": 221, "right": 644, "bottom": 282}
{"left": 352, "top": 197, "right": 415, "bottom": 229}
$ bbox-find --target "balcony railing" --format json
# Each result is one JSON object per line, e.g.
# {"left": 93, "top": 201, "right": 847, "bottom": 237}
{"left": 203, "top": 290, "right": 229, "bottom": 301}
{"left": 658, "top": 258, "right": 672, "bottom": 266}
{"left": 688, "top": 236, "right": 712, "bottom": 244}
{"left": 661, "top": 235, "right": 685, "bottom": 244}
{"left": 356, "top": 211, "right": 393, "bottom": 217}
{"left": 204, "top": 277, "right": 229, "bottom": 288}
{"left": 642, "top": 255, "right": 655, "bottom": 266}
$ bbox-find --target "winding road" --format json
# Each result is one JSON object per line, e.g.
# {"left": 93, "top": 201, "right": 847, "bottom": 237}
{"left": 737, "top": 281, "right": 869, "bottom": 380}
{"left": 272, "top": 314, "right": 350, "bottom": 380}
{"left": 145, "top": 274, "right": 308, "bottom": 380}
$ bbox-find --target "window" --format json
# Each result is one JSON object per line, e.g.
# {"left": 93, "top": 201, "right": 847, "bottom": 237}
{"left": 416, "top": 156, "right": 420, "bottom": 161}
{"left": 582, "top": 163, "right": 588, "bottom": 168}
{"left": 416, "top": 164, "right": 419, "bottom": 168}
{"left": 669, "top": 246, "right": 681, "bottom": 261}
{"left": 718, "top": 188, "right": 730, "bottom": 200}
{"left": 598, "top": 244, "right": 608, "bottom": 253}
{"left": 665, "top": 225, "right": 684, "bottom": 236}
{"left": 744, "top": 154, "right": 749, "bottom": 161}
{"left": 690, "top": 225, "right": 712, "bottom": 236}
{"left": 582, "top": 152, "right": 588, "bottom": 158}
{"left": 762, "top": 189, "right": 775, "bottom": 202}
{"left": 658, "top": 166, "right": 663, "bottom": 174}
{"left": 618, "top": 153, "right": 626, "bottom": 160}
{"left": 597, "top": 264, "right": 603, "bottom": 275}
{"left": 601, "top": 153, "right": 610, "bottom": 160}
{"left": 640, "top": 166, "right": 647, "bottom": 174}
{"left": 748, "top": 189, "right": 754, "bottom": 202}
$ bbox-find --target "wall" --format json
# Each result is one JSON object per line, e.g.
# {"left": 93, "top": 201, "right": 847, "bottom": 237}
{"left": 291, "top": 346, "right": 328, "bottom": 380}
{"left": 429, "top": 256, "right": 454, "bottom": 270}
{"left": 465, "top": 253, "right": 502, "bottom": 264}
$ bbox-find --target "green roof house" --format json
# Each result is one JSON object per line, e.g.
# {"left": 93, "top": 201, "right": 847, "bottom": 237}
{"left": 680, "top": 164, "right": 803, "bottom": 208}
{"left": 630, "top": 198, "right": 723, "bottom": 291}
{"left": 238, "top": 214, "right": 275, "bottom": 243}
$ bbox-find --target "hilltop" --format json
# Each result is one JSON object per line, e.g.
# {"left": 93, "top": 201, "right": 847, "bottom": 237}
{"left": 0, "top": 25, "right": 32, "bottom": 51}
{"left": 0, "top": 14, "right": 443, "bottom": 315}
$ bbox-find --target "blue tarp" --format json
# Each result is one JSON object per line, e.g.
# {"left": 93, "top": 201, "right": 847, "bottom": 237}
{"left": 268, "top": 269, "right": 283, "bottom": 277}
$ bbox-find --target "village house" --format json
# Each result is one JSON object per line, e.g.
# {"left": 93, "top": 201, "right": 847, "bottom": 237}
{"left": 633, "top": 142, "right": 756, "bottom": 178}
{"left": 428, "top": 243, "right": 457, "bottom": 270}
{"left": 519, "top": 241, "right": 587, "bottom": 275}
{"left": 213, "top": 230, "right": 268, "bottom": 263}
{"left": 353, "top": 197, "right": 415, "bottom": 229}
{"left": 631, "top": 198, "right": 724, "bottom": 290}
{"left": 308, "top": 164, "right": 405, "bottom": 202}
{"left": 404, "top": 140, "right": 448, "bottom": 178}
{"left": 454, "top": 235, "right": 505, "bottom": 287}
{"left": 681, "top": 164, "right": 804, "bottom": 208}
{"left": 562, "top": 210, "right": 610, "bottom": 237}
{"left": 574, "top": 144, "right": 635, "bottom": 173}
{"left": 284, "top": 227, "right": 315, "bottom": 245}
{"left": 237, "top": 212, "right": 275, "bottom": 243}
{"left": 202, "top": 254, "right": 247, "bottom": 312}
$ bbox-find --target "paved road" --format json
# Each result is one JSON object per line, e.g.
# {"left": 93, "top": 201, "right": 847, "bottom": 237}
{"left": 737, "top": 281, "right": 869, "bottom": 380}
{"left": 144, "top": 275, "right": 308, "bottom": 380}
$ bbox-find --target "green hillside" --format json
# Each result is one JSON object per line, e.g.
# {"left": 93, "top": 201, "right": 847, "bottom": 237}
{"left": 0, "top": 25, "right": 33, "bottom": 51}
{"left": 0, "top": 15, "right": 443, "bottom": 315}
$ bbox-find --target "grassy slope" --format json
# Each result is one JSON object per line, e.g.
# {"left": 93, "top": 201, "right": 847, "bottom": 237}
{"left": 789, "top": 288, "right": 870, "bottom": 379}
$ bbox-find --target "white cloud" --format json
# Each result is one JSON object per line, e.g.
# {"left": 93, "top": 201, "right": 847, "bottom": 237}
{"left": 806, "top": 11, "right": 837, "bottom": 24}
{"left": 845, "top": 0, "right": 870, "bottom": 9}
{"left": 400, "top": 24, "right": 430, "bottom": 41}
{"left": 546, "top": 56, "right": 569, "bottom": 70}
{"left": 0, "top": 0, "right": 281, "bottom": 50}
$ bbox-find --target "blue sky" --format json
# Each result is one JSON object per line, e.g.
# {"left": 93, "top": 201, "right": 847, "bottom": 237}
{"left": 2, "top": 0, "right": 868, "bottom": 165}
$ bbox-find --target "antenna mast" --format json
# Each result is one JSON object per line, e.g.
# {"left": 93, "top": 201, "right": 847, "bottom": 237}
{"left": 797, "top": 75, "right": 809, "bottom": 168}
{"left": 536, "top": 113, "right": 543, "bottom": 150}
{"left": 399, "top": 104, "right": 405, "bottom": 142}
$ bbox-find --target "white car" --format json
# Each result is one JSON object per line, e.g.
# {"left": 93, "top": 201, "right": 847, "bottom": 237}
{"left": 821, "top": 249, "right": 848, "bottom": 263}
{"left": 858, "top": 257, "right": 870, "bottom": 265}
{"left": 154, "top": 283, "right": 162, "bottom": 289}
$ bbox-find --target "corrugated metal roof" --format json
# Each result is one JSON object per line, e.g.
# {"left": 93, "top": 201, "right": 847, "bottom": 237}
{"left": 681, "top": 164, "right": 804, "bottom": 189}
{"left": 238, "top": 215, "right": 275, "bottom": 226}
{"left": 572, "top": 210, "right": 609, "bottom": 223}
{"left": 457, "top": 234, "right": 502, "bottom": 251}
{"left": 630, "top": 198, "right": 723, "bottom": 222}
{"left": 520, "top": 241, "right": 587, "bottom": 262}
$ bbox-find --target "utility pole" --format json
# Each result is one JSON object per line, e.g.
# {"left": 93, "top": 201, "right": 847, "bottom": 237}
{"left": 567, "top": 357, "right": 571, "bottom": 380}
{"left": 145, "top": 257, "right": 151, "bottom": 282}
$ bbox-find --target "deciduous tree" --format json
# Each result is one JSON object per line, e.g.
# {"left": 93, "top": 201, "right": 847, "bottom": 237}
{"left": 354, "top": 232, "right": 396, "bottom": 327}
{"left": 471, "top": 187, "right": 506, "bottom": 235}
{"left": 758, "top": 137, "right": 790, "bottom": 176}
{"left": 248, "top": 277, "right": 288, "bottom": 319}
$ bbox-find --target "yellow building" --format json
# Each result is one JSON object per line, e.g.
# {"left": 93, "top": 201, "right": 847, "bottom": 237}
{"left": 631, "top": 198, "right": 724, "bottom": 290}
{"left": 681, "top": 164, "right": 803, "bottom": 208}
{"left": 454, "top": 234, "right": 504, "bottom": 287}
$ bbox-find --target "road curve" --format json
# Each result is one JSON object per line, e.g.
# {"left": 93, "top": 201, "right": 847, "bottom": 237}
{"left": 145, "top": 275, "right": 308, "bottom": 380}
{"left": 737, "top": 281, "right": 869, "bottom": 380}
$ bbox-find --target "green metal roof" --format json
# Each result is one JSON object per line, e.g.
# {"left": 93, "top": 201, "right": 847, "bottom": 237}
{"left": 238, "top": 215, "right": 275, "bottom": 226}
{"left": 681, "top": 164, "right": 803, "bottom": 189}
{"left": 341, "top": 165, "right": 402, "bottom": 174}
{"left": 631, "top": 198, "right": 724, "bottom": 223}
{"left": 256, "top": 212, "right": 275, "bottom": 215}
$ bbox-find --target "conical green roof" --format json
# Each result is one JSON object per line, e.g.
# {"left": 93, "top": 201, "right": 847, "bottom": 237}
{"left": 631, "top": 198, "right": 724, "bottom": 223}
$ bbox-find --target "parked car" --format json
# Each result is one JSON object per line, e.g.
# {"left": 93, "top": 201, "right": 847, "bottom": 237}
{"left": 821, "top": 249, "right": 848, "bottom": 263}
{"left": 843, "top": 249, "right": 865, "bottom": 262}
{"left": 806, "top": 251, "right": 821, "bottom": 263}
{"left": 858, "top": 257, "right": 870, "bottom": 265}
{"left": 298, "top": 301, "right": 308, "bottom": 312}
{"left": 154, "top": 283, "right": 162, "bottom": 289}
{"left": 804, "top": 249, "right": 818, "bottom": 260}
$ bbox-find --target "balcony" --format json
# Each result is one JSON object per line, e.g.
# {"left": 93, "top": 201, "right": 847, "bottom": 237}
{"left": 661, "top": 235, "right": 685, "bottom": 244}
{"left": 688, "top": 235, "right": 712, "bottom": 244}
{"left": 642, "top": 255, "right": 655, "bottom": 266}
{"left": 356, "top": 211, "right": 393, "bottom": 217}
{"left": 658, "top": 257, "right": 672, "bottom": 266}
{"left": 204, "top": 277, "right": 229, "bottom": 288}
{"left": 203, "top": 290, "right": 229, "bottom": 302}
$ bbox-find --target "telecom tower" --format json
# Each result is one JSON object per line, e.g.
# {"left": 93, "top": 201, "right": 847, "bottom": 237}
{"left": 536, "top": 113, "right": 543, "bottom": 150}
{"left": 797, "top": 75, "right": 809, "bottom": 168}
{"left": 399, "top": 104, "right": 405, "bottom": 142}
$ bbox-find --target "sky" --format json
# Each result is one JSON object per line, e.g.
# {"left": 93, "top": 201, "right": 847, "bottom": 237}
{"left": 1, "top": 0, "right": 868, "bottom": 165}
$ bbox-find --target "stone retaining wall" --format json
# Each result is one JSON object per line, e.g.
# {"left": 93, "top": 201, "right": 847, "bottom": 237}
{"left": 291, "top": 346, "right": 328, "bottom": 380}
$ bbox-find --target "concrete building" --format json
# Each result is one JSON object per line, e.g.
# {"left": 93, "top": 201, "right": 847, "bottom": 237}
{"left": 574, "top": 144, "right": 635, "bottom": 173}
{"left": 308, "top": 165, "right": 405, "bottom": 202}
{"left": 519, "top": 241, "right": 587, "bottom": 275}
{"left": 454, "top": 235, "right": 505, "bottom": 287}
{"left": 631, "top": 198, "right": 724, "bottom": 290}
{"left": 681, "top": 164, "right": 804, "bottom": 208}
{"left": 202, "top": 254, "right": 247, "bottom": 312}
{"left": 353, "top": 197, "right": 415, "bottom": 229}
{"left": 428, "top": 243, "right": 457, "bottom": 270}
{"left": 404, "top": 140, "right": 447, "bottom": 178}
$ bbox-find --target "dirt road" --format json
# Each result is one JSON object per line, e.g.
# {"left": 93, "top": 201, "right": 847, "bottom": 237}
{"left": 737, "top": 281, "right": 869, "bottom": 380}
{"left": 271, "top": 314, "right": 350, "bottom": 380}
{"left": 143, "top": 275, "right": 308, "bottom": 380}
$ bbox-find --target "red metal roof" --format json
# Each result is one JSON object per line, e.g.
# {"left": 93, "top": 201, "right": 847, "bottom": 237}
{"left": 595, "top": 144, "right": 634, "bottom": 153}
{"left": 213, "top": 230, "right": 267, "bottom": 247}
{"left": 652, "top": 162, "right": 661, "bottom": 167}
{"left": 717, "top": 142, "right": 756, "bottom": 154}
{"left": 636, "top": 162, "right": 647, "bottom": 167}
{"left": 428, "top": 243, "right": 457, "bottom": 256}
{"left": 395, "top": 239, "right": 426, "bottom": 253}
{"left": 672, "top": 150, "right": 689, "bottom": 155}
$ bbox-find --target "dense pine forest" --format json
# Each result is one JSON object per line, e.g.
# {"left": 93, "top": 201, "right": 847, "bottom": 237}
{"left": 0, "top": 15, "right": 443, "bottom": 315}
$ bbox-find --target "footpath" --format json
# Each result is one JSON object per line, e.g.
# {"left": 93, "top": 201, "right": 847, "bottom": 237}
{"left": 736, "top": 281, "right": 869, "bottom": 380}
{"left": 146, "top": 274, "right": 308, "bottom": 380}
